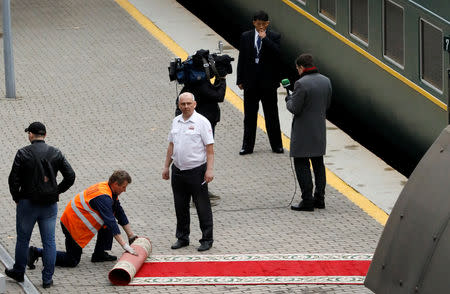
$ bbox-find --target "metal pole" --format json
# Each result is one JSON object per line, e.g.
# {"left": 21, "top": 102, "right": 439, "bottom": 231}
{"left": 3, "top": 0, "right": 16, "bottom": 98}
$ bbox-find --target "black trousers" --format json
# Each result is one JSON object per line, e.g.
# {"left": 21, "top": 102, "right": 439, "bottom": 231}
{"left": 171, "top": 163, "right": 213, "bottom": 244}
{"left": 294, "top": 157, "right": 326, "bottom": 201}
{"left": 55, "top": 223, "right": 113, "bottom": 267}
{"left": 242, "top": 87, "right": 282, "bottom": 151}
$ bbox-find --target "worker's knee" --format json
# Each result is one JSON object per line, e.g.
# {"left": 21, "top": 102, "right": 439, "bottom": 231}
{"left": 66, "top": 257, "right": 80, "bottom": 267}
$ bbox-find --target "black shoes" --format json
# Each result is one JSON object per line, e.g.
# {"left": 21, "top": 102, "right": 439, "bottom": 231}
{"left": 5, "top": 268, "right": 24, "bottom": 282}
{"left": 209, "top": 191, "right": 220, "bottom": 207}
{"left": 291, "top": 197, "right": 326, "bottom": 211}
{"left": 314, "top": 198, "right": 325, "bottom": 209}
{"left": 43, "top": 280, "right": 53, "bottom": 288}
{"left": 197, "top": 242, "right": 213, "bottom": 252}
{"left": 91, "top": 251, "right": 117, "bottom": 262}
{"left": 27, "top": 246, "right": 40, "bottom": 270}
{"left": 208, "top": 191, "right": 221, "bottom": 200}
{"left": 240, "top": 148, "right": 284, "bottom": 155}
{"left": 239, "top": 148, "right": 253, "bottom": 155}
{"left": 171, "top": 240, "right": 189, "bottom": 249}
{"left": 171, "top": 240, "right": 211, "bottom": 251}
{"left": 272, "top": 147, "right": 284, "bottom": 154}
{"left": 291, "top": 201, "right": 314, "bottom": 211}
{"left": 6, "top": 267, "right": 52, "bottom": 288}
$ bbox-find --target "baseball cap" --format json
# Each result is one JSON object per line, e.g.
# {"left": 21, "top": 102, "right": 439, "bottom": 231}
{"left": 24, "top": 122, "right": 46, "bottom": 135}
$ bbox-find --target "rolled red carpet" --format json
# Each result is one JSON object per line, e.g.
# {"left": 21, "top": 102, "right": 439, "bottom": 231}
{"left": 108, "top": 237, "right": 152, "bottom": 285}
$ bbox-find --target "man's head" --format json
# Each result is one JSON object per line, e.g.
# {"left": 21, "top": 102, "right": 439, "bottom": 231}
{"left": 295, "top": 53, "right": 315, "bottom": 75}
{"left": 108, "top": 170, "right": 132, "bottom": 196}
{"left": 252, "top": 11, "right": 270, "bottom": 33}
{"left": 25, "top": 122, "right": 46, "bottom": 142}
{"left": 178, "top": 92, "right": 196, "bottom": 118}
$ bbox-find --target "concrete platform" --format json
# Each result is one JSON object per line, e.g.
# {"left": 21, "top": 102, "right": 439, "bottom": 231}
{"left": 0, "top": 0, "right": 400, "bottom": 293}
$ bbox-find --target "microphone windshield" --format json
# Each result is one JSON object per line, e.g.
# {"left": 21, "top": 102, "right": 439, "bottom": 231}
{"left": 281, "top": 79, "right": 290, "bottom": 88}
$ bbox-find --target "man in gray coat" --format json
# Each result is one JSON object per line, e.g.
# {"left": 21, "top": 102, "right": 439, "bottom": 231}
{"left": 285, "top": 54, "right": 332, "bottom": 211}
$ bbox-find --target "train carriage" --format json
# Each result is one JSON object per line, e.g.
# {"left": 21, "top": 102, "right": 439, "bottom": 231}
{"left": 180, "top": 0, "right": 450, "bottom": 175}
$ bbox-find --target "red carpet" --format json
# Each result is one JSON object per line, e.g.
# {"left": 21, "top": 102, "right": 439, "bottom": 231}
{"left": 129, "top": 254, "right": 372, "bottom": 285}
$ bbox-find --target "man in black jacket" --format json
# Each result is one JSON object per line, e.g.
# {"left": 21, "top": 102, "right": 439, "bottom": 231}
{"left": 5, "top": 122, "right": 75, "bottom": 289}
{"left": 237, "top": 10, "right": 283, "bottom": 155}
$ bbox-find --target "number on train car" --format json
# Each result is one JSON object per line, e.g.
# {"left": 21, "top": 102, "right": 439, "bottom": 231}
{"left": 444, "top": 37, "right": 450, "bottom": 52}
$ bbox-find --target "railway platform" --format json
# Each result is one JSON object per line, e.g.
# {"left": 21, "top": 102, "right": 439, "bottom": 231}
{"left": 0, "top": 0, "right": 405, "bottom": 293}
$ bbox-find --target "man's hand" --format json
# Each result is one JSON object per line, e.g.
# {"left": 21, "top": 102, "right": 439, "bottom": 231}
{"left": 122, "top": 244, "right": 138, "bottom": 256}
{"left": 128, "top": 235, "right": 138, "bottom": 245}
{"left": 204, "top": 169, "right": 214, "bottom": 183}
{"left": 258, "top": 30, "right": 266, "bottom": 39}
{"left": 162, "top": 167, "right": 170, "bottom": 180}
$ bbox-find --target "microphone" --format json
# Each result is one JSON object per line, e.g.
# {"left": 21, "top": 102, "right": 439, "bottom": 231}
{"left": 281, "top": 79, "right": 291, "bottom": 96}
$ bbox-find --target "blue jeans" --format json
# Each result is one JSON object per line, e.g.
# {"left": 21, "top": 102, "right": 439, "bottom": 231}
{"left": 13, "top": 199, "right": 57, "bottom": 284}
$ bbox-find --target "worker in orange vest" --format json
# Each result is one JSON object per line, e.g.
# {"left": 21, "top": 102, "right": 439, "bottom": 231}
{"left": 28, "top": 170, "right": 138, "bottom": 271}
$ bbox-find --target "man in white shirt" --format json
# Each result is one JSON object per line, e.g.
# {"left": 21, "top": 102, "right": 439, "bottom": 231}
{"left": 162, "top": 92, "right": 215, "bottom": 252}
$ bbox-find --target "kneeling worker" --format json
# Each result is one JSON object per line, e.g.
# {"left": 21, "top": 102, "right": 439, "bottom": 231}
{"left": 28, "top": 170, "right": 138, "bottom": 269}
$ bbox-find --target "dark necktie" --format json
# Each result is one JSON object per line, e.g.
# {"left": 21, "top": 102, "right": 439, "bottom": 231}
{"left": 256, "top": 36, "right": 262, "bottom": 52}
{"left": 255, "top": 35, "right": 262, "bottom": 64}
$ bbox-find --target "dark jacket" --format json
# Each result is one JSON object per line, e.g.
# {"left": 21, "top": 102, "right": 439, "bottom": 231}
{"left": 236, "top": 29, "right": 281, "bottom": 90}
{"left": 8, "top": 140, "right": 76, "bottom": 203}
{"left": 286, "top": 69, "right": 332, "bottom": 158}
{"left": 177, "top": 78, "right": 226, "bottom": 125}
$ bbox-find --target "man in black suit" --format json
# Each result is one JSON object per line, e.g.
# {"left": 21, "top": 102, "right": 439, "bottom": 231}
{"left": 237, "top": 10, "right": 283, "bottom": 155}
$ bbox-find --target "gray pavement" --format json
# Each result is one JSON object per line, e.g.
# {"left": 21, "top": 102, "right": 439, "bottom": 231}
{"left": 0, "top": 0, "right": 381, "bottom": 293}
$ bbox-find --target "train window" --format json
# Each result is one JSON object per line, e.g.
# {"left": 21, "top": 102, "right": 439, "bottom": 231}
{"left": 420, "top": 19, "right": 443, "bottom": 91}
{"left": 350, "top": 0, "right": 368, "bottom": 44}
{"left": 383, "top": 0, "right": 404, "bottom": 67}
{"left": 319, "top": 0, "right": 336, "bottom": 23}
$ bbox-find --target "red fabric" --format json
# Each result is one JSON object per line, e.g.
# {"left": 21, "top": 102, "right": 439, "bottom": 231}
{"left": 109, "top": 244, "right": 151, "bottom": 285}
{"left": 303, "top": 66, "right": 317, "bottom": 72}
{"left": 135, "top": 260, "right": 370, "bottom": 277}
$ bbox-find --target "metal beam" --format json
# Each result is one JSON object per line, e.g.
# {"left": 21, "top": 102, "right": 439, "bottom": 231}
{"left": 2, "top": 0, "right": 16, "bottom": 98}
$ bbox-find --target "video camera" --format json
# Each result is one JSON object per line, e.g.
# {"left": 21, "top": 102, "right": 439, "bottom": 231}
{"left": 168, "top": 48, "right": 234, "bottom": 84}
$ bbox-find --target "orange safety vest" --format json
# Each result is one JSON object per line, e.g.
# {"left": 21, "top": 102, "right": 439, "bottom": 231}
{"left": 60, "top": 182, "right": 113, "bottom": 248}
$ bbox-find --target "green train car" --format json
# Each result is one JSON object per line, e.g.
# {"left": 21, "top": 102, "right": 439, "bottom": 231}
{"left": 186, "top": 0, "right": 449, "bottom": 175}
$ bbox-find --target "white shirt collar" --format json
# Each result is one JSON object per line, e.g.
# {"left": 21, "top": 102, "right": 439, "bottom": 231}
{"left": 254, "top": 29, "right": 266, "bottom": 46}
{"left": 177, "top": 110, "right": 197, "bottom": 123}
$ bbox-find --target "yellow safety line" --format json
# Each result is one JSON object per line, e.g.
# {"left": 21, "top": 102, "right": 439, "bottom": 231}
{"left": 281, "top": 0, "right": 447, "bottom": 111}
{"left": 116, "top": 0, "right": 389, "bottom": 226}
{"left": 115, "top": 0, "right": 188, "bottom": 61}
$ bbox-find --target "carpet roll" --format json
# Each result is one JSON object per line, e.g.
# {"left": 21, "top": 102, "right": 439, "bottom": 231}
{"left": 108, "top": 237, "right": 152, "bottom": 285}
